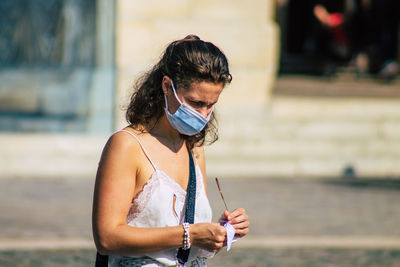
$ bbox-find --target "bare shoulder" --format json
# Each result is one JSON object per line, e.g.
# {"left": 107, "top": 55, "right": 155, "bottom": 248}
{"left": 104, "top": 131, "right": 140, "bottom": 155}
{"left": 108, "top": 129, "right": 142, "bottom": 149}
{"left": 98, "top": 129, "right": 145, "bottom": 174}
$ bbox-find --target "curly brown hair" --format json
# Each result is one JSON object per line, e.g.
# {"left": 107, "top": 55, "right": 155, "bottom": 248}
{"left": 125, "top": 35, "right": 232, "bottom": 149}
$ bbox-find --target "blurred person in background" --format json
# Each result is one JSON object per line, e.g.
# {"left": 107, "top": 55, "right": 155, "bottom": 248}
{"left": 313, "top": 3, "right": 351, "bottom": 63}
{"left": 92, "top": 35, "right": 249, "bottom": 267}
{"left": 349, "top": 0, "right": 399, "bottom": 79}
{"left": 313, "top": 0, "right": 399, "bottom": 79}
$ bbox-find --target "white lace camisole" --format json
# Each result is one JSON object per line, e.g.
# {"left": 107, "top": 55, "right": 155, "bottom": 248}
{"left": 108, "top": 130, "right": 214, "bottom": 266}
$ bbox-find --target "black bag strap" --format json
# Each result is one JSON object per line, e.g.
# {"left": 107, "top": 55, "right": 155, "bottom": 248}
{"left": 96, "top": 150, "right": 197, "bottom": 267}
{"left": 95, "top": 251, "right": 108, "bottom": 267}
{"left": 176, "top": 150, "right": 197, "bottom": 265}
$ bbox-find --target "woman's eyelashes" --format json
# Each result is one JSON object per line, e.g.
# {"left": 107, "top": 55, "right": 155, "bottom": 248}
{"left": 188, "top": 100, "right": 215, "bottom": 109}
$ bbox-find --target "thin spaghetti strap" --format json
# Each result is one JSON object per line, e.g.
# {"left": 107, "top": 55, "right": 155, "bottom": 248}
{"left": 116, "top": 130, "right": 157, "bottom": 170}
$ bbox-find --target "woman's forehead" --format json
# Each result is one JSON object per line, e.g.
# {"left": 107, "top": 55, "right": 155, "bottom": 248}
{"left": 178, "top": 81, "right": 223, "bottom": 104}
{"left": 184, "top": 81, "right": 224, "bottom": 96}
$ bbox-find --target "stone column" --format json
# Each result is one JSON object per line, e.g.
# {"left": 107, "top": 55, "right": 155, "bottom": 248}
{"left": 87, "top": 0, "right": 115, "bottom": 134}
{"left": 114, "top": 0, "right": 279, "bottom": 128}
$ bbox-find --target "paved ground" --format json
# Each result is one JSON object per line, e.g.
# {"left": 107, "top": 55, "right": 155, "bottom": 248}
{"left": 1, "top": 248, "right": 400, "bottom": 267}
{"left": 2, "top": 177, "right": 400, "bottom": 239}
{"left": 1, "top": 176, "right": 400, "bottom": 266}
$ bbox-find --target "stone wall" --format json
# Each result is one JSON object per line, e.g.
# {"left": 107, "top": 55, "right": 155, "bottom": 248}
{"left": 0, "top": 0, "right": 114, "bottom": 134}
{"left": 3, "top": 1, "right": 399, "bottom": 180}
{"left": 114, "top": 0, "right": 280, "bottom": 128}
{"left": 0, "top": 69, "right": 91, "bottom": 132}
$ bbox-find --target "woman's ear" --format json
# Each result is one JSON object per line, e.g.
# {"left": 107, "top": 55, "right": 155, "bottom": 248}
{"left": 161, "top": 76, "right": 171, "bottom": 96}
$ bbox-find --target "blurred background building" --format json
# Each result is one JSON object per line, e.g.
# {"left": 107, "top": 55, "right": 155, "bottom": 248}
{"left": 0, "top": 0, "right": 399, "bottom": 179}
{"left": 0, "top": 0, "right": 114, "bottom": 133}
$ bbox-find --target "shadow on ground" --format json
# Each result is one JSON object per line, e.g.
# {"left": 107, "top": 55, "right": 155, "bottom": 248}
{"left": 324, "top": 177, "right": 400, "bottom": 191}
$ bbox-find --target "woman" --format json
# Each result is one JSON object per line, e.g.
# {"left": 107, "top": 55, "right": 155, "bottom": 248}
{"left": 92, "top": 35, "right": 249, "bottom": 267}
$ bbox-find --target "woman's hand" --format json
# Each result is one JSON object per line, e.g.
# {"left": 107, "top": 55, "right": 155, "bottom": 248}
{"left": 220, "top": 208, "right": 249, "bottom": 238}
{"left": 190, "top": 223, "right": 227, "bottom": 253}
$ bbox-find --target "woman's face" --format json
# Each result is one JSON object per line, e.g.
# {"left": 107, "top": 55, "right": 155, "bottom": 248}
{"left": 163, "top": 76, "right": 224, "bottom": 118}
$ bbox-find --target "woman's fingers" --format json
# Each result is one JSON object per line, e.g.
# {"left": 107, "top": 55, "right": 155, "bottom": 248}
{"left": 224, "top": 210, "right": 231, "bottom": 220}
{"left": 218, "top": 210, "right": 231, "bottom": 222}
{"left": 191, "top": 223, "right": 227, "bottom": 252}
{"left": 230, "top": 213, "right": 248, "bottom": 223}
{"left": 234, "top": 225, "right": 249, "bottom": 236}
{"left": 231, "top": 219, "right": 249, "bottom": 237}
{"left": 230, "top": 220, "right": 249, "bottom": 230}
{"left": 227, "top": 208, "right": 248, "bottom": 224}
{"left": 224, "top": 208, "right": 249, "bottom": 238}
{"left": 220, "top": 208, "right": 246, "bottom": 222}
{"left": 218, "top": 208, "right": 249, "bottom": 239}
{"left": 228, "top": 208, "right": 246, "bottom": 219}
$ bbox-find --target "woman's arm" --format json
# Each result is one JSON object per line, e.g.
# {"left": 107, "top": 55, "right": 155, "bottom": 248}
{"left": 92, "top": 133, "right": 226, "bottom": 255}
{"left": 194, "top": 145, "right": 249, "bottom": 238}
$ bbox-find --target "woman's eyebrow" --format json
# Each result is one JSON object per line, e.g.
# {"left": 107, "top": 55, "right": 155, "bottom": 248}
{"left": 188, "top": 98, "right": 217, "bottom": 106}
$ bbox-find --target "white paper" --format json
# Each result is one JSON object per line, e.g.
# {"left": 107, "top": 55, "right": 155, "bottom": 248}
{"left": 220, "top": 220, "right": 237, "bottom": 251}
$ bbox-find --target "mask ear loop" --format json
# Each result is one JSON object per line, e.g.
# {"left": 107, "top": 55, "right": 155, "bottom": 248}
{"left": 205, "top": 105, "right": 214, "bottom": 120}
{"left": 170, "top": 80, "right": 184, "bottom": 105}
{"left": 164, "top": 79, "right": 179, "bottom": 114}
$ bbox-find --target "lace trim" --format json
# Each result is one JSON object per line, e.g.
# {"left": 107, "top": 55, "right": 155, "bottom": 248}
{"left": 126, "top": 170, "right": 160, "bottom": 222}
{"left": 126, "top": 166, "right": 205, "bottom": 223}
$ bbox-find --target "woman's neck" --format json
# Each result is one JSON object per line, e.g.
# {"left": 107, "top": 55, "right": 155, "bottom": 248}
{"left": 149, "top": 114, "right": 185, "bottom": 152}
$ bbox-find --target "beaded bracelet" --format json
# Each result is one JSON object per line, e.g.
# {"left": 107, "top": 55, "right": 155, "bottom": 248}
{"left": 182, "top": 222, "right": 191, "bottom": 250}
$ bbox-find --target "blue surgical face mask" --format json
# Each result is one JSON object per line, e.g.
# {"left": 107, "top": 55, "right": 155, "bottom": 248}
{"left": 164, "top": 80, "right": 213, "bottom": 136}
